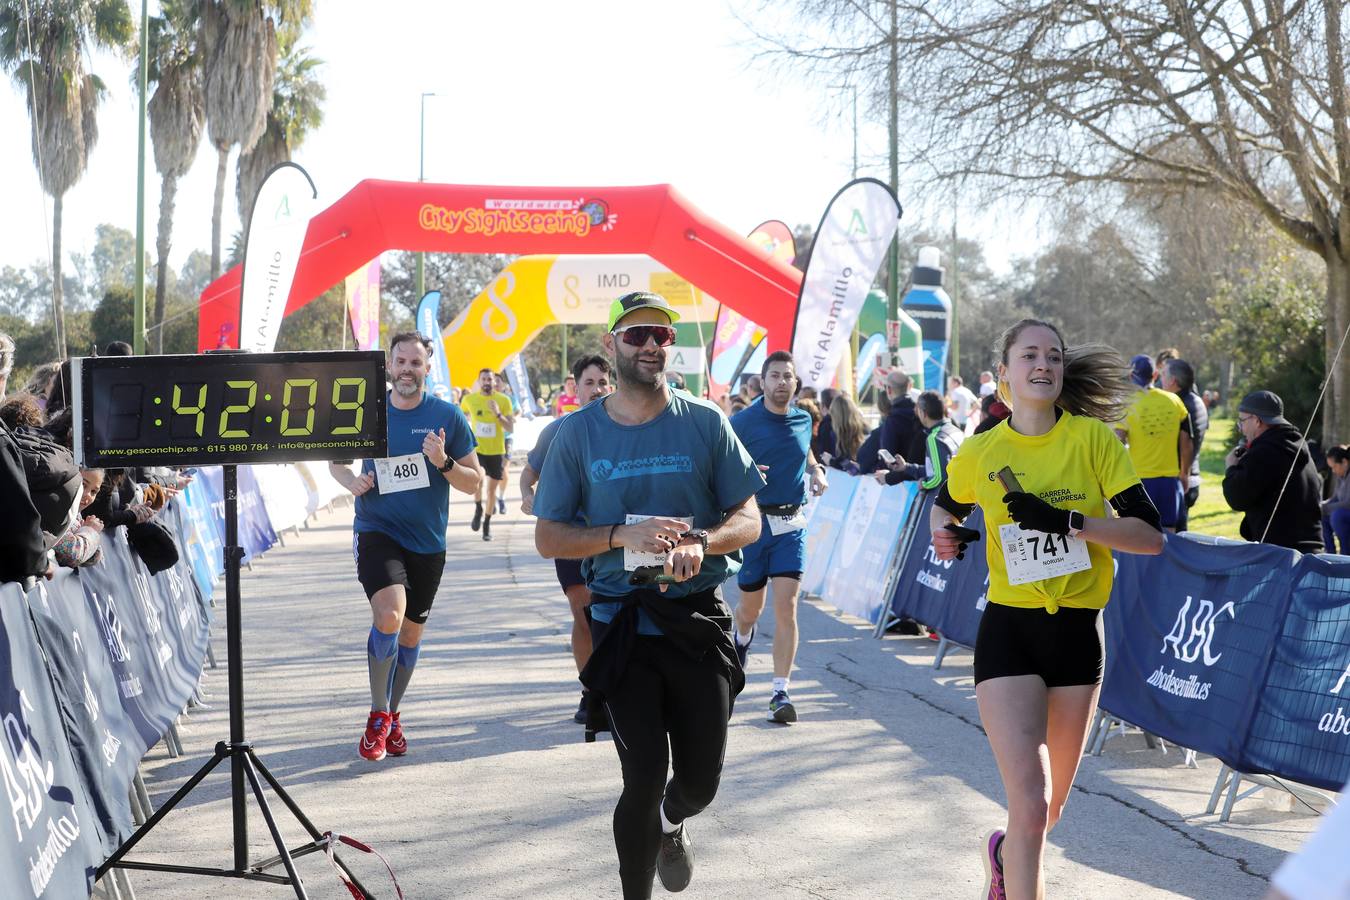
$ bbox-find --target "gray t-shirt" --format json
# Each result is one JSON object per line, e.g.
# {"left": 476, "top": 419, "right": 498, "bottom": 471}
{"left": 533, "top": 391, "right": 765, "bottom": 632}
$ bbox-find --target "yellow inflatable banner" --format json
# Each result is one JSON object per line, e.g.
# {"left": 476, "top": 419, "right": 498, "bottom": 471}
{"left": 441, "top": 255, "right": 719, "bottom": 385}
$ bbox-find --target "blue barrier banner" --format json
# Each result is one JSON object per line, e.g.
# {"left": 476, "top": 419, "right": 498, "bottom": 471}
{"left": 24, "top": 572, "right": 141, "bottom": 856}
{"left": 0, "top": 585, "right": 104, "bottom": 898}
{"left": 888, "top": 492, "right": 989, "bottom": 648}
{"left": 1100, "top": 534, "right": 1300, "bottom": 765}
{"left": 801, "top": 475, "right": 857, "bottom": 598}
{"left": 195, "top": 466, "right": 277, "bottom": 563}
{"left": 180, "top": 479, "right": 223, "bottom": 603}
{"left": 822, "top": 479, "right": 917, "bottom": 624}
{"left": 1239, "top": 552, "right": 1350, "bottom": 791}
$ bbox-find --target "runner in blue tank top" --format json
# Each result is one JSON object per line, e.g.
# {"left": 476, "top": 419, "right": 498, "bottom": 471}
{"left": 328, "top": 332, "right": 480, "bottom": 762}
{"left": 729, "top": 351, "right": 829, "bottom": 723}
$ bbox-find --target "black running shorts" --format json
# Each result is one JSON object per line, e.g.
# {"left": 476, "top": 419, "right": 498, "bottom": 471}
{"left": 478, "top": 452, "right": 505, "bottom": 481}
{"left": 554, "top": 557, "right": 586, "bottom": 591}
{"left": 973, "top": 602, "right": 1104, "bottom": 687}
{"left": 353, "top": 531, "right": 446, "bottom": 624}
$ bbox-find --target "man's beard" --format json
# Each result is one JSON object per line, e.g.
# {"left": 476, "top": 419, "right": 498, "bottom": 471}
{"left": 615, "top": 349, "right": 665, "bottom": 390}
{"left": 393, "top": 372, "right": 424, "bottom": 397}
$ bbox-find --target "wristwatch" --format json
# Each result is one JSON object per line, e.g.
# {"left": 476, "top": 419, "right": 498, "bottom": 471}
{"left": 1067, "top": 510, "right": 1086, "bottom": 538}
{"left": 681, "top": 529, "right": 710, "bottom": 552}
{"left": 438, "top": 458, "right": 455, "bottom": 473}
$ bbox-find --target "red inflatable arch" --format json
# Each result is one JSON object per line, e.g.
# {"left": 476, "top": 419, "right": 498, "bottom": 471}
{"left": 197, "top": 180, "right": 803, "bottom": 353}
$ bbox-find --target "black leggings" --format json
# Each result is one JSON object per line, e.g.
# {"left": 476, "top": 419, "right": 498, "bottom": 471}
{"left": 595, "top": 629, "right": 731, "bottom": 899}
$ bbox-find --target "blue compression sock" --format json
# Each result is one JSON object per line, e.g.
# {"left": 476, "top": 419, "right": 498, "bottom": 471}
{"left": 367, "top": 627, "right": 399, "bottom": 711}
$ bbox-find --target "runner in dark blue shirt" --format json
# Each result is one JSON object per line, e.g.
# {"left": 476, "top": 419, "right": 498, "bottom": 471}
{"left": 534, "top": 292, "right": 763, "bottom": 899}
{"left": 729, "top": 350, "right": 828, "bottom": 723}
{"left": 329, "top": 332, "right": 480, "bottom": 762}
{"left": 519, "top": 353, "right": 613, "bottom": 724}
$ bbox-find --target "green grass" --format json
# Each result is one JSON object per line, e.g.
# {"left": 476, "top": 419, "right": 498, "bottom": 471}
{"left": 1185, "top": 414, "right": 1244, "bottom": 539}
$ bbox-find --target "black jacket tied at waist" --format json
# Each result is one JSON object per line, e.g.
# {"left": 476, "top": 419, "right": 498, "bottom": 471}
{"left": 580, "top": 587, "right": 745, "bottom": 732}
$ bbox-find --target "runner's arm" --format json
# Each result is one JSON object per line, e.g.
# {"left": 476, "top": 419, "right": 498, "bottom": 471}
{"left": 704, "top": 494, "right": 761, "bottom": 554}
{"left": 519, "top": 463, "right": 539, "bottom": 514}
{"left": 536, "top": 515, "right": 696, "bottom": 559}
{"left": 440, "top": 450, "right": 481, "bottom": 495}
{"left": 1178, "top": 429, "right": 1194, "bottom": 492}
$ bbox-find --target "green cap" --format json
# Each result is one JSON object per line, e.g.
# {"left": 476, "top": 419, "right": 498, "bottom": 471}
{"left": 606, "top": 291, "right": 682, "bottom": 331}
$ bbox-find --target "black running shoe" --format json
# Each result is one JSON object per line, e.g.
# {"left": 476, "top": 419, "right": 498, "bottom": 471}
{"left": 656, "top": 822, "right": 694, "bottom": 892}
{"left": 471, "top": 502, "right": 483, "bottom": 531}
{"left": 734, "top": 626, "right": 754, "bottom": 669}
{"left": 573, "top": 692, "right": 588, "bottom": 724}
{"left": 482, "top": 517, "right": 492, "bottom": 541}
{"left": 769, "top": 690, "right": 797, "bottom": 724}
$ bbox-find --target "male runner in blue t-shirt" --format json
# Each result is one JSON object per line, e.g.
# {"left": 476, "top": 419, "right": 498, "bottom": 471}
{"left": 729, "top": 350, "right": 828, "bottom": 723}
{"left": 534, "top": 291, "right": 764, "bottom": 899}
{"left": 519, "top": 353, "right": 613, "bottom": 724}
{"left": 329, "top": 332, "right": 480, "bottom": 761}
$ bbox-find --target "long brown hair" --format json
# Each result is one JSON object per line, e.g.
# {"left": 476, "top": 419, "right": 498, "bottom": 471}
{"left": 828, "top": 394, "right": 868, "bottom": 460}
{"left": 995, "top": 319, "right": 1131, "bottom": 423}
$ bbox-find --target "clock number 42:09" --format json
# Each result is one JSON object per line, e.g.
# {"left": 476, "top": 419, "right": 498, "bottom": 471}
{"left": 171, "top": 378, "right": 366, "bottom": 438}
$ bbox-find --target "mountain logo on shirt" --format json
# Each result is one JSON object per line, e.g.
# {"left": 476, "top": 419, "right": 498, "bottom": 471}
{"left": 590, "top": 454, "right": 694, "bottom": 483}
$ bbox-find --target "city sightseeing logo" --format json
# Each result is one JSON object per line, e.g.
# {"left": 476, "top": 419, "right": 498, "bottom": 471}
{"left": 419, "top": 197, "right": 618, "bottom": 238}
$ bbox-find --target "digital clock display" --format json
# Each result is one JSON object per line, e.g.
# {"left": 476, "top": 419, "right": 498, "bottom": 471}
{"left": 75, "top": 350, "right": 388, "bottom": 467}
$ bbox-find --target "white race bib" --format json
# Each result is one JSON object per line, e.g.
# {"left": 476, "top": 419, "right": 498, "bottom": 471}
{"left": 474, "top": 420, "right": 497, "bottom": 439}
{"left": 767, "top": 511, "right": 808, "bottom": 535}
{"left": 374, "top": 453, "right": 431, "bottom": 494}
{"left": 998, "top": 523, "right": 1092, "bottom": 586}
{"left": 622, "top": 514, "right": 695, "bottom": 571}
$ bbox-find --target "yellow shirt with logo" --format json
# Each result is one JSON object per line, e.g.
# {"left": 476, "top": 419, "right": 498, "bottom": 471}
{"left": 945, "top": 411, "right": 1140, "bottom": 612}
{"left": 460, "top": 391, "right": 514, "bottom": 456}
{"left": 1122, "top": 386, "right": 1190, "bottom": 478}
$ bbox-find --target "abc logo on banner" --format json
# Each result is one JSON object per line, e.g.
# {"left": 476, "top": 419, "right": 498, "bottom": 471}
{"left": 239, "top": 162, "right": 318, "bottom": 353}
{"left": 791, "top": 179, "right": 902, "bottom": 393}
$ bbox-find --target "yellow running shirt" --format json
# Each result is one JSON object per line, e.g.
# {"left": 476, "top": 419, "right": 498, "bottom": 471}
{"left": 945, "top": 411, "right": 1140, "bottom": 612}
{"left": 1122, "top": 386, "right": 1190, "bottom": 478}
{"left": 460, "top": 391, "right": 514, "bottom": 456}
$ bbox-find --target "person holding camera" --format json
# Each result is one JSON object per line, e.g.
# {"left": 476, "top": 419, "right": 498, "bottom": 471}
{"left": 533, "top": 291, "right": 763, "bottom": 899}
{"left": 330, "top": 332, "right": 481, "bottom": 762}
{"left": 729, "top": 350, "right": 828, "bottom": 724}
{"left": 1221, "top": 390, "right": 1323, "bottom": 552}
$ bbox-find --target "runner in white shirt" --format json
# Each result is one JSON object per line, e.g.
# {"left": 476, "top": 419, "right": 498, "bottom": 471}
{"left": 947, "top": 375, "right": 980, "bottom": 429}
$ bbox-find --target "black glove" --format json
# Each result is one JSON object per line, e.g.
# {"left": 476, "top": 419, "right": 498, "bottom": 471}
{"left": 1003, "top": 491, "right": 1071, "bottom": 536}
{"left": 944, "top": 523, "right": 981, "bottom": 560}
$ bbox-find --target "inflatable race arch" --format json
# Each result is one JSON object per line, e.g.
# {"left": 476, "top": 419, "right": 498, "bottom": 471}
{"left": 196, "top": 180, "right": 803, "bottom": 356}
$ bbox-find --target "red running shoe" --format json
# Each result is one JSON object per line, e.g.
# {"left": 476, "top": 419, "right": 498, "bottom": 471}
{"left": 386, "top": 712, "right": 407, "bottom": 757}
{"left": 982, "top": 829, "right": 1006, "bottom": 900}
{"left": 359, "top": 710, "right": 390, "bottom": 761}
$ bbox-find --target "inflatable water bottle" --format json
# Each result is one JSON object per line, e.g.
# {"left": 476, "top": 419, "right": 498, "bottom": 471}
{"left": 900, "top": 246, "right": 952, "bottom": 392}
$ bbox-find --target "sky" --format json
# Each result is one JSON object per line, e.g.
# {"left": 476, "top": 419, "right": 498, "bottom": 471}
{"left": 0, "top": 0, "right": 1039, "bottom": 284}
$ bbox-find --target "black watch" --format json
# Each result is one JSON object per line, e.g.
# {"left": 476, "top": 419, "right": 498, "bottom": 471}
{"left": 1067, "top": 510, "right": 1085, "bottom": 537}
{"left": 681, "top": 529, "right": 709, "bottom": 552}
{"left": 438, "top": 458, "right": 455, "bottom": 473}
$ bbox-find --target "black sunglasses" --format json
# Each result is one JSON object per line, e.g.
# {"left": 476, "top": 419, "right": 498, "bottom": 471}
{"left": 613, "top": 324, "right": 677, "bottom": 348}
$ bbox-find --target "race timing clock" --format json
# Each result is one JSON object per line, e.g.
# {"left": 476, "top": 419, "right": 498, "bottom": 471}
{"left": 73, "top": 350, "right": 388, "bottom": 467}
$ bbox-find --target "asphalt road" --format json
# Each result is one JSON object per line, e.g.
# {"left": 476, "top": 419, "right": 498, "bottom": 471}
{"left": 122, "top": 485, "right": 1319, "bottom": 899}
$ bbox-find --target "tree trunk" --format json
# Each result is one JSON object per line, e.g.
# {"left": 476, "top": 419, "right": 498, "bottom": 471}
{"left": 211, "top": 143, "right": 229, "bottom": 280}
{"left": 52, "top": 194, "right": 67, "bottom": 359}
{"left": 1326, "top": 251, "right": 1350, "bottom": 444}
{"left": 153, "top": 173, "right": 178, "bottom": 354}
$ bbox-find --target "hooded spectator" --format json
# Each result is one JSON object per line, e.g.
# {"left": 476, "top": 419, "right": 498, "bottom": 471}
{"left": 1222, "top": 390, "right": 1323, "bottom": 553}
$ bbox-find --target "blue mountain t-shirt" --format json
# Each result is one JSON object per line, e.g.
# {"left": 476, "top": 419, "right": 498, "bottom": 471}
{"left": 533, "top": 391, "right": 765, "bottom": 632}
{"left": 730, "top": 397, "right": 812, "bottom": 507}
{"left": 353, "top": 392, "right": 476, "bottom": 554}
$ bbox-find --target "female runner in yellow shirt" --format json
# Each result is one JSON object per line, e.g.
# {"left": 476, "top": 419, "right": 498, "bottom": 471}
{"left": 930, "top": 319, "right": 1164, "bottom": 900}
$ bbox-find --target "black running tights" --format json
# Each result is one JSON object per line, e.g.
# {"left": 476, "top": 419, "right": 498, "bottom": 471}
{"left": 602, "top": 633, "right": 730, "bottom": 899}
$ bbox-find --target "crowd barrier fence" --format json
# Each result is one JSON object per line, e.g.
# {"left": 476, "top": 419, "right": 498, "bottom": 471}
{"left": 802, "top": 472, "right": 1350, "bottom": 803}
{"left": 0, "top": 462, "right": 345, "bottom": 898}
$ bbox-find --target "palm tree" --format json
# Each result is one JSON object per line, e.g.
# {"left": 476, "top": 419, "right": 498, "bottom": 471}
{"left": 147, "top": 0, "right": 204, "bottom": 353}
{"left": 236, "top": 28, "right": 324, "bottom": 227}
{"left": 0, "top": 0, "right": 134, "bottom": 358}
{"left": 200, "top": 0, "right": 311, "bottom": 280}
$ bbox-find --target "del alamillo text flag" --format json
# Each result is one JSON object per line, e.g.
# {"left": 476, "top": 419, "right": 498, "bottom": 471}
{"left": 790, "top": 178, "right": 902, "bottom": 392}
{"left": 238, "top": 162, "right": 318, "bottom": 353}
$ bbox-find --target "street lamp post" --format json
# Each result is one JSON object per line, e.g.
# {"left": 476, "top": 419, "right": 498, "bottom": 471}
{"left": 416, "top": 92, "right": 437, "bottom": 300}
{"left": 134, "top": 0, "right": 148, "bottom": 354}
